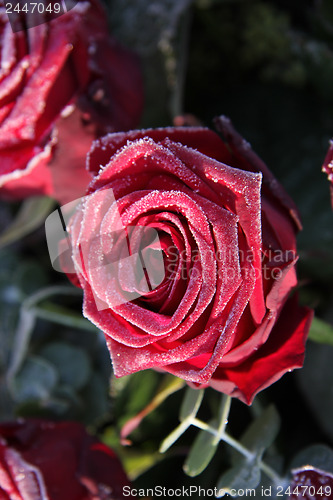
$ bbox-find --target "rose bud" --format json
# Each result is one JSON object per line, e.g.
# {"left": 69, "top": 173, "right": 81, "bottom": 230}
{"left": 0, "top": 419, "right": 134, "bottom": 499}
{"left": 63, "top": 117, "right": 313, "bottom": 405}
{"left": 322, "top": 139, "right": 333, "bottom": 208}
{"left": 0, "top": 0, "right": 143, "bottom": 204}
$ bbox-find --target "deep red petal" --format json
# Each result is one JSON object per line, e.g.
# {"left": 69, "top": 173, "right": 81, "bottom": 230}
{"left": 209, "top": 295, "right": 313, "bottom": 404}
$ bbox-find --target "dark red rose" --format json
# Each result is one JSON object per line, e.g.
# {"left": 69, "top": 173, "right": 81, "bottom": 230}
{"left": 65, "top": 117, "right": 312, "bottom": 404}
{"left": 288, "top": 466, "right": 333, "bottom": 500}
{"left": 322, "top": 139, "right": 333, "bottom": 208}
{"left": 0, "top": 419, "right": 133, "bottom": 499}
{"left": 0, "top": 0, "right": 143, "bottom": 204}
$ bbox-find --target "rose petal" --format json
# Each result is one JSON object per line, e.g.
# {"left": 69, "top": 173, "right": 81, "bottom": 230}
{"left": 209, "top": 295, "right": 313, "bottom": 404}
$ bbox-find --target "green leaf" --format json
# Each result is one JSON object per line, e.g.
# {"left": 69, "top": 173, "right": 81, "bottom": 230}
{"left": 183, "top": 419, "right": 219, "bottom": 476}
{"left": 308, "top": 317, "right": 333, "bottom": 346}
{"left": 121, "top": 375, "right": 185, "bottom": 441}
{"left": 120, "top": 449, "right": 162, "bottom": 480}
{"left": 0, "top": 253, "right": 47, "bottom": 372}
{"left": 179, "top": 387, "right": 204, "bottom": 421}
{"left": 290, "top": 444, "right": 333, "bottom": 474}
{"left": 114, "top": 371, "right": 162, "bottom": 427}
{"left": 46, "top": 385, "right": 81, "bottom": 416}
{"left": 12, "top": 356, "right": 58, "bottom": 402}
{"left": 6, "top": 308, "right": 36, "bottom": 382}
{"left": 6, "top": 286, "right": 85, "bottom": 386}
{"left": 216, "top": 459, "right": 261, "bottom": 496}
{"left": 39, "top": 397, "right": 71, "bottom": 416}
{"left": 0, "top": 197, "right": 55, "bottom": 249}
{"left": 237, "top": 405, "right": 281, "bottom": 461}
{"left": 39, "top": 342, "right": 91, "bottom": 390}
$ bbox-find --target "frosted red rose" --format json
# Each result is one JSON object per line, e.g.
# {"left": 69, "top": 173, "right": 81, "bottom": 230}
{"left": 67, "top": 117, "right": 313, "bottom": 404}
{"left": 289, "top": 466, "right": 333, "bottom": 500}
{"left": 0, "top": 419, "right": 133, "bottom": 499}
{"left": 0, "top": 0, "right": 143, "bottom": 204}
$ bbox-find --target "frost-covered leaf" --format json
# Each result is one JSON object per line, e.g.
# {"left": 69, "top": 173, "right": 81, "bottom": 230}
{"left": 290, "top": 444, "right": 333, "bottom": 474}
{"left": 0, "top": 253, "right": 47, "bottom": 371}
{"left": 236, "top": 405, "right": 281, "bottom": 461}
{"left": 39, "top": 342, "right": 91, "bottom": 390}
{"left": 11, "top": 356, "right": 58, "bottom": 402}
{"left": 216, "top": 459, "right": 261, "bottom": 496}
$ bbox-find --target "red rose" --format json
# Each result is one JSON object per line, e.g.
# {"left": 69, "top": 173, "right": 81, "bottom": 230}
{"left": 0, "top": 0, "right": 143, "bottom": 204}
{"left": 322, "top": 139, "right": 333, "bottom": 208}
{"left": 65, "top": 117, "right": 312, "bottom": 404}
{"left": 0, "top": 419, "right": 133, "bottom": 500}
{"left": 288, "top": 466, "right": 333, "bottom": 500}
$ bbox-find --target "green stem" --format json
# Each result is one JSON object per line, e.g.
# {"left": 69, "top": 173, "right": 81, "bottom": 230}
{"left": 6, "top": 308, "right": 36, "bottom": 383}
{"left": 23, "top": 285, "right": 82, "bottom": 309}
{"left": 31, "top": 306, "right": 97, "bottom": 332}
{"left": 260, "top": 462, "right": 285, "bottom": 486}
{"left": 7, "top": 285, "right": 85, "bottom": 382}
{"left": 160, "top": 417, "right": 192, "bottom": 454}
{"left": 191, "top": 417, "right": 284, "bottom": 485}
{"left": 169, "top": 7, "right": 192, "bottom": 118}
{"left": 191, "top": 418, "right": 254, "bottom": 461}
